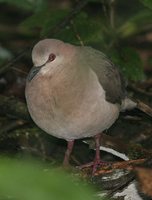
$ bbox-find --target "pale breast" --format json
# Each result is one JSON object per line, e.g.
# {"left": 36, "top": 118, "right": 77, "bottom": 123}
{"left": 25, "top": 70, "right": 120, "bottom": 141}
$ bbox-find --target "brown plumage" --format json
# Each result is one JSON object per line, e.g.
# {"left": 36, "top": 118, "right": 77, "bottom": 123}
{"left": 25, "top": 39, "right": 136, "bottom": 173}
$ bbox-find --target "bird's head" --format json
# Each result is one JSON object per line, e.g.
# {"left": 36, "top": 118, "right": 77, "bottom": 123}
{"left": 27, "top": 39, "right": 75, "bottom": 81}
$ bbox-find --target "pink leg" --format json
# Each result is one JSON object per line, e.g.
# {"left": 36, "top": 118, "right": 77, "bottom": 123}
{"left": 63, "top": 140, "right": 74, "bottom": 167}
{"left": 92, "top": 133, "right": 101, "bottom": 174}
{"left": 78, "top": 133, "right": 103, "bottom": 175}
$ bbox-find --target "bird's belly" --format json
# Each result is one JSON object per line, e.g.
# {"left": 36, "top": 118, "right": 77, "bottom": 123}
{"left": 35, "top": 99, "right": 119, "bottom": 140}
{"left": 27, "top": 91, "right": 120, "bottom": 141}
{"left": 26, "top": 71, "right": 120, "bottom": 141}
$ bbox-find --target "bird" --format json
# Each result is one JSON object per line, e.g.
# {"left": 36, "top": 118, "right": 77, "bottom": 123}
{"left": 25, "top": 39, "right": 137, "bottom": 173}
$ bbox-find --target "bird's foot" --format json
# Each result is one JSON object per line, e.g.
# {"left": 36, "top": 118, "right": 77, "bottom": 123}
{"left": 77, "top": 159, "right": 109, "bottom": 176}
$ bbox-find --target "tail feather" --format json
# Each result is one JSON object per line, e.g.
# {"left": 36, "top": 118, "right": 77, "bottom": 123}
{"left": 121, "top": 98, "right": 137, "bottom": 111}
{"left": 121, "top": 98, "right": 152, "bottom": 117}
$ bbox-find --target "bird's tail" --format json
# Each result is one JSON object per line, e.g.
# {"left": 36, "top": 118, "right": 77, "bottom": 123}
{"left": 121, "top": 98, "right": 152, "bottom": 117}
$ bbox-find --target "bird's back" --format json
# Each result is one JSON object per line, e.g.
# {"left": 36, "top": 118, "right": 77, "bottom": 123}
{"left": 79, "top": 46, "right": 126, "bottom": 104}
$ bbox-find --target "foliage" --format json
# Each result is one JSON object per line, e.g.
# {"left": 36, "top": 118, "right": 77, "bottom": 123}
{"left": 110, "top": 48, "right": 145, "bottom": 81}
{"left": 0, "top": 0, "right": 47, "bottom": 11}
{"left": 140, "top": 0, "right": 152, "bottom": 10}
{"left": 0, "top": 0, "right": 152, "bottom": 80}
{"left": 117, "top": 9, "right": 152, "bottom": 38}
{"left": 0, "top": 157, "right": 102, "bottom": 200}
{"left": 0, "top": 2, "right": 151, "bottom": 199}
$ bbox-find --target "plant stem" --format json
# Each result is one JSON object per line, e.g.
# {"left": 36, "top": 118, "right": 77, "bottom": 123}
{"left": 110, "top": 0, "right": 116, "bottom": 29}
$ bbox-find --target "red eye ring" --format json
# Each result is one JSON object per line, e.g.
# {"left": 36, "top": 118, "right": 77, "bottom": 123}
{"left": 48, "top": 53, "right": 56, "bottom": 62}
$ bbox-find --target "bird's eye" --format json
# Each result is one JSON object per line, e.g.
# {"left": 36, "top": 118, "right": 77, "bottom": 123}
{"left": 48, "top": 53, "right": 56, "bottom": 62}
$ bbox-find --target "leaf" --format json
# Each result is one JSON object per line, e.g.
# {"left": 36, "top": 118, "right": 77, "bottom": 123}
{"left": 110, "top": 48, "right": 145, "bottom": 81}
{"left": 118, "top": 9, "right": 152, "bottom": 38}
{"left": 0, "top": 0, "right": 47, "bottom": 12}
{"left": 20, "top": 9, "right": 69, "bottom": 37}
{"left": 0, "top": 157, "right": 102, "bottom": 200}
{"left": 40, "top": 9, "right": 70, "bottom": 37}
{"left": 140, "top": 0, "right": 152, "bottom": 10}
{"left": 71, "top": 13, "right": 103, "bottom": 44}
{"left": 21, "top": 10, "right": 104, "bottom": 44}
{"left": 0, "top": 46, "right": 13, "bottom": 60}
{"left": 45, "top": 12, "right": 104, "bottom": 44}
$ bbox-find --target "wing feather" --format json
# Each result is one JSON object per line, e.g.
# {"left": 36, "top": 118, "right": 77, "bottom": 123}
{"left": 80, "top": 46, "right": 126, "bottom": 104}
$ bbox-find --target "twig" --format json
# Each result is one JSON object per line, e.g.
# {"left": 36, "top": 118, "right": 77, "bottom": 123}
{"left": 130, "top": 128, "right": 152, "bottom": 143}
{"left": 0, "top": 0, "right": 89, "bottom": 75}
{"left": 85, "top": 132, "right": 152, "bottom": 160}
{"left": 0, "top": 119, "right": 26, "bottom": 135}
{"left": 102, "top": 0, "right": 109, "bottom": 20}
{"left": 47, "top": 0, "right": 89, "bottom": 37}
{"left": 128, "top": 83, "right": 152, "bottom": 97}
{"left": 0, "top": 95, "right": 30, "bottom": 120}
{"left": 137, "top": 79, "right": 152, "bottom": 90}
{"left": 106, "top": 172, "right": 134, "bottom": 197}
{"left": 0, "top": 47, "right": 30, "bottom": 76}
{"left": 70, "top": 20, "right": 84, "bottom": 46}
{"left": 94, "top": 158, "right": 146, "bottom": 176}
{"left": 71, "top": 155, "right": 81, "bottom": 165}
{"left": 109, "top": 0, "right": 116, "bottom": 29}
{"left": 12, "top": 67, "right": 28, "bottom": 75}
{"left": 137, "top": 100, "right": 152, "bottom": 117}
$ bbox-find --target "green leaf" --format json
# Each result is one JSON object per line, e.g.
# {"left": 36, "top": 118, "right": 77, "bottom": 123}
{"left": 46, "top": 12, "right": 104, "bottom": 44}
{"left": 71, "top": 13, "right": 103, "bottom": 44}
{"left": 110, "top": 48, "right": 145, "bottom": 81}
{"left": 118, "top": 9, "right": 152, "bottom": 38}
{"left": 40, "top": 9, "right": 70, "bottom": 37}
{"left": 140, "top": 0, "right": 152, "bottom": 10}
{"left": 21, "top": 10, "right": 104, "bottom": 44}
{"left": 0, "top": 0, "right": 47, "bottom": 12}
{"left": 20, "top": 9, "right": 69, "bottom": 37}
{"left": 0, "top": 157, "right": 102, "bottom": 200}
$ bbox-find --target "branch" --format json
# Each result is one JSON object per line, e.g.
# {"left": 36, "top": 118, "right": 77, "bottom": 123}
{"left": 0, "top": 0, "right": 89, "bottom": 74}
{"left": 46, "top": 0, "right": 89, "bottom": 37}
{"left": 0, "top": 47, "right": 30, "bottom": 76}
{"left": 136, "top": 100, "right": 152, "bottom": 117}
{"left": 109, "top": 0, "right": 116, "bottom": 29}
{"left": 0, "top": 95, "right": 30, "bottom": 120}
{"left": 85, "top": 132, "right": 152, "bottom": 160}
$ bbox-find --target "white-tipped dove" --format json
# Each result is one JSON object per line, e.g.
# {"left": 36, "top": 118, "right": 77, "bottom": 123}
{"left": 25, "top": 39, "right": 136, "bottom": 173}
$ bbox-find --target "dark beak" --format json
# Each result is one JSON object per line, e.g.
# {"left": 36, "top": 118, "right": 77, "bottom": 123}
{"left": 27, "top": 65, "right": 43, "bottom": 82}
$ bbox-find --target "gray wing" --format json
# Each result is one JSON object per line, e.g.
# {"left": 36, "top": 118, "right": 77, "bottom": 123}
{"left": 80, "top": 46, "right": 126, "bottom": 104}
